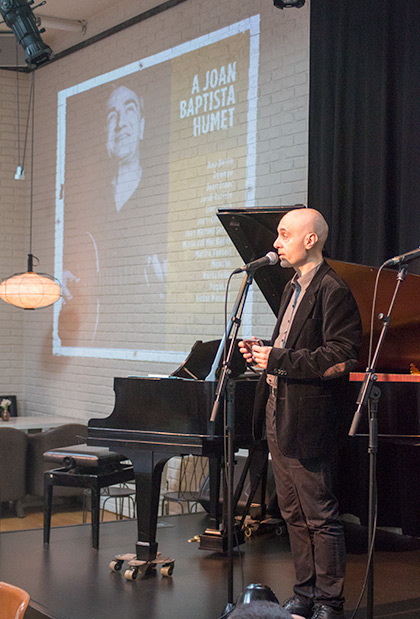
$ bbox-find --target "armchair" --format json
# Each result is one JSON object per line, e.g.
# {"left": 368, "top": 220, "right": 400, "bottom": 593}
{"left": 0, "top": 428, "right": 28, "bottom": 518}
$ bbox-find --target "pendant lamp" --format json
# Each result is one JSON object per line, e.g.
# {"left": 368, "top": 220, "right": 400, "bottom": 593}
{"left": 0, "top": 70, "right": 61, "bottom": 310}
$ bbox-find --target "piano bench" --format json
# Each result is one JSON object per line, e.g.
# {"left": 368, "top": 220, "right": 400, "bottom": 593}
{"left": 43, "top": 444, "right": 134, "bottom": 549}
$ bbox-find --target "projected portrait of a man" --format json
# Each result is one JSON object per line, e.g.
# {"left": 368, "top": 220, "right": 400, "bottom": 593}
{"left": 58, "top": 73, "right": 170, "bottom": 354}
{"left": 106, "top": 85, "right": 145, "bottom": 212}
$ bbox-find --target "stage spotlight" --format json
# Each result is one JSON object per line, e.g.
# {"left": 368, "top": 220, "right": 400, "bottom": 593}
{"left": 0, "top": 0, "right": 53, "bottom": 68}
{"left": 273, "top": 0, "right": 306, "bottom": 8}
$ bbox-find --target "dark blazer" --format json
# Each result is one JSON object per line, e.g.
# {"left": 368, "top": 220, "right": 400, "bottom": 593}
{"left": 253, "top": 261, "right": 362, "bottom": 459}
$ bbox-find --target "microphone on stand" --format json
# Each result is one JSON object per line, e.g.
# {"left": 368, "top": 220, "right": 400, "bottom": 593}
{"left": 233, "top": 251, "right": 279, "bottom": 274}
{"left": 383, "top": 246, "right": 420, "bottom": 267}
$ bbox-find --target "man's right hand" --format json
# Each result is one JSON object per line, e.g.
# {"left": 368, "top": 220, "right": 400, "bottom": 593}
{"left": 238, "top": 339, "right": 255, "bottom": 364}
{"left": 239, "top": 338, "right": 264, "bottom": 364}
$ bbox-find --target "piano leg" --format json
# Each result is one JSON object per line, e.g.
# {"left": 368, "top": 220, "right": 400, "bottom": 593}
{"left": 200, "top": 455, "right": 231, "bottom": 552}
{"left": 207, "top": 456, "right": 222, "bottom": 530}
{"left": 123, "top": 450, "right": 171, "bottom": 562}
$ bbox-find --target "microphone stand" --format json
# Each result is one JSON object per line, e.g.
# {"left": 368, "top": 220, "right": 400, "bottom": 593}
{"left": 349, "top": 263, "right": 407, "bottom": 619}
{"left": 209, "top": 270, "right": 254, "bottom": 618}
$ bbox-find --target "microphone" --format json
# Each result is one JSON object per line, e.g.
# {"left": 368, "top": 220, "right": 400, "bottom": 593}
{"left": 233, "top": 251, "right": 279, "bottom": 274}
{"left": 383, "top": 246, "right": 420, "bottom": 267}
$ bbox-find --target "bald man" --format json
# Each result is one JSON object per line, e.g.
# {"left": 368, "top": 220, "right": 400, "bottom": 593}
{"left": 239, "top": 208, "right": 362, "bottom": 619}
{"left": 106, "top": 85, "right": 145, "bottom": 212}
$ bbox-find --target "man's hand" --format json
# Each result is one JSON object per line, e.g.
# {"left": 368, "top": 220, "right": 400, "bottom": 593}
{"left": 251, "top": 344, "right": 272, "bottom": 369}
{"left": 238, "top": 339, "right": 255, "bottom": 364}
{"left": 238, "top": 339, "right": 272, "bottom": 369}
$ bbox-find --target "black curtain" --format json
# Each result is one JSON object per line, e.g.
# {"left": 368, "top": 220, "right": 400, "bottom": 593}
{"left": 308, "top": 0, "right": 420, "bottom": 269}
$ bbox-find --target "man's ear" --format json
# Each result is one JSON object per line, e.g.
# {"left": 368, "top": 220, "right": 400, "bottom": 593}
{"left": 305, "top": 232, "right": 318, "bottom": 249}
{"left": 139, "top": 116, "right": 145, "bottom": 141}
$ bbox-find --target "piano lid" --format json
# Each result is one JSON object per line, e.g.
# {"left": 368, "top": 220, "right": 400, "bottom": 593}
{"left": 217, "top": 206, "right": 420, "bottom": 373}
{"left": 217, "top": 206, "right": 301, "bottom": 316}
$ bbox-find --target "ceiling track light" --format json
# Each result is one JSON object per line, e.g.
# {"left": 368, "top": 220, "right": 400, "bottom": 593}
{"left": 0, "top": 0, "right": 53, "bottom": 68}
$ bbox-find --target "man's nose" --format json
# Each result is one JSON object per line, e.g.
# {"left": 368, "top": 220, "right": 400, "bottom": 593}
{"left": 117, "top": 111, "right": 126, "bottom": 128}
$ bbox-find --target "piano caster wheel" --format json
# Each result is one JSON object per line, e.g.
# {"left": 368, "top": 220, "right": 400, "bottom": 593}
{"left": 110, "top": 553, "right": 136, "bottom": 574}
{"left": 109, "top": 560, "right": 123, "bottom": 572}
{"left": 245, "top": 523, "right": 260, "bottom": 538}
{"left": 160, "top": 562, "right": 174, "bottom": 577}
{"left": 124, "top": 568, "right": 138, "bottom": 581}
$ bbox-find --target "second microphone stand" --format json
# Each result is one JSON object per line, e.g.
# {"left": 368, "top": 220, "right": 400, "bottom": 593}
{"left": 349, "top": 263, "right": 407, "bottom": 619}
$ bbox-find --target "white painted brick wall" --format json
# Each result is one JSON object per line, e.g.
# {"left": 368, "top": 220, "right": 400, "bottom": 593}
{"left": 0, "top": 0, "right": 309, "bottom": 454}
{"left": 0, "top": 70, "right": 29, "bottom": 407}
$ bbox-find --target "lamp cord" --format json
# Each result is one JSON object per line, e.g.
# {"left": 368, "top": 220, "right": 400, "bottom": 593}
{"left": 15, "top": 41, "right": 21, "bottom": 166}
{"left": 17, "top": 68, "right": 35, "bottom": 177}
{"left": 29, "top": 70, "right": 35, "bottom": 256}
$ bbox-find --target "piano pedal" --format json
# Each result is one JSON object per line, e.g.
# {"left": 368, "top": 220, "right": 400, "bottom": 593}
{"left": 239, "top": 515, "right": 286, "bottom": 538}
{"left": 188, "top": 535, "right": 201, "bottom": 543}
{"left": 109, "top": 552, "right": 175, "bottom": 580}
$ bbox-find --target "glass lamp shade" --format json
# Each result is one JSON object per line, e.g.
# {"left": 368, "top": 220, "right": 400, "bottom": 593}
{"left": 0, "top": 270, "right": 61, "bottom": 309}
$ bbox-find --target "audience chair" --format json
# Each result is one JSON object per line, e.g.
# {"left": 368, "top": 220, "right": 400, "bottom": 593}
{"left": 26, "top": 423, "right": 88, "bottom": 499}
{"left": 43, "top": 443, "right": 134, "bottom": 549}
{"left": 100, "top": 483, "right": 136, "bottom": 520}
{"left": 81, "top": 483, "right": 136, "bottom": 523}
{"left": 0, "top": 428, "right": 28, "bottom": 518}
{"left": 161, "top": 455, "right": 208, "bottom": 515}
{"left": 0, "top": 581, "right": 30, "bottom": 619}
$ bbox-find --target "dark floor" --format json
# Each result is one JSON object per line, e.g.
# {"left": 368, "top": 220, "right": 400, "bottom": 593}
{"left": 1, "top": 514, "right": 420, "bottom": 619}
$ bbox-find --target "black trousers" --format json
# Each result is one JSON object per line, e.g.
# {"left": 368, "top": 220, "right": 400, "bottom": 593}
{"left": 266, "top": 396, "right": 345, "bottom": 610}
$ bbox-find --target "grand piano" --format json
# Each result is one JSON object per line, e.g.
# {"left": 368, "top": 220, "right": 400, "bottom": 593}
{"left": 88, "top": 205, "right": 420, "bottom": 566}
{"left": 88, "top": 359, "right": 258, "bottom": 561}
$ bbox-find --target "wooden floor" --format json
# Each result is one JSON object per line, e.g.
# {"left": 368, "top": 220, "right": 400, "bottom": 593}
{"left": 0, "top": 500, "right": 121, "bottom": 533}
{"left": 1, "top": 512, "right": 420, "bottom": 619}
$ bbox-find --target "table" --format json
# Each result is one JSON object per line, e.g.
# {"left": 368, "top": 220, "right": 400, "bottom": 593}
{"left": 0, "top": 415, "right": 81, "bottom": 432}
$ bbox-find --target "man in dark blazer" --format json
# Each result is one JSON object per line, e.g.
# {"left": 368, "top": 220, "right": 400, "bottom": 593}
{"left": 240, "top": 208, "right": 362, "bottom": 619}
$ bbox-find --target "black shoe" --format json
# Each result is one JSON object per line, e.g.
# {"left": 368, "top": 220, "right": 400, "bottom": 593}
{"left": 311, "top": 604, "right": 344, "bottom": 619}
{"left": 282, "top": 595, "right": 314, "bottom": 619}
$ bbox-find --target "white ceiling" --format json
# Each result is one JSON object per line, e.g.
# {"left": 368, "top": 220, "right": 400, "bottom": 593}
{"left": 0, "top": 0, "right": 121, "bottom": 32}
{"left": 34, "top": 0, "right": 128, "bottom": 47}
{"left": 0, "top": 0, "right": 154, "bottom": 63}
{"left": 36, "top": 0, "right": 121, "bottom": 22}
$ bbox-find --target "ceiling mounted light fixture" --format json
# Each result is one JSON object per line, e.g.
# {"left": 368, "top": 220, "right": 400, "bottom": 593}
{"left": 0, "top": 71, "right": 61, "bottom": 310}
{"left": 273, "top": 0, "right": 306, "bottom": 8}
{"left": 0, "top": 0, "right": 53, "bottom": 68}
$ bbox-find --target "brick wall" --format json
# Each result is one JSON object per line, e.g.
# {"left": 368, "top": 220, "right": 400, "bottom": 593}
{"left": 0, "top": 0, "right": 309, "bottom": 425}
{"left": 0, "top": 69, "right": 28, "bottom": 406}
